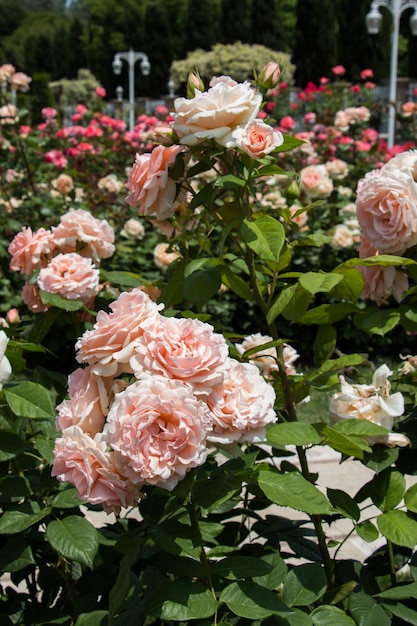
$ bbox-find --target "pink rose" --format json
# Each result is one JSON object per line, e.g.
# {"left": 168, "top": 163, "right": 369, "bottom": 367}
{"left": 153, "top": 242, "right": 181, "bottom": 270}
{"left": 102, "top": 376, "right": 209, "bottom": 491}
{"left": 37, "top": 253, "right": 100, "bottom": 303}
{"left": 232, "top": 120, "right": 283, "bottom": 157}
{"left": 52, "top": 426, "right": 140, "bottom": 514}
{"left": 356, "top": 167, "right": 417, "bottom": 254}
{"left": 360, "top": 68, "right": 374, "bottom": 80}
{"left": 130, "top": 316, "right": 229, "bottom": 396}
{"left": 206, "top": 359, "right": 276, "bottom": 444}
{"left": 300, "top": 164, "right": 334, "bottom": 198}
{"left": 56, "top": 366, "right": 112, "bottom": 436}
{"left": 279, "top": 115, "right": 297, "bottom": 130}
{"left": 22, "top": 284, "right": 49, "bottom": 313}
{"left": 360, "top": 264, "right": 409, "bottom": 305}
{"left": 172, "top": 75, "right": 262, "bottom": 147}
{"left": 52, "top": 208, "right": 115, "bottom": 262}
{"left": 383, "top": 149, "right": 417, "bottom": 180}
{"left": 332, "top": 65, "right": 346, "bottom": 77}
{"left": 10, "top": 71, "right": 31, "bottom": 92}
{"left": 257, "top": 62, "right": 281, "bottom": 90}
{"left": 125, "top": 145, "right": 188, "bottom": 220}
{"left": 75, "top": 288, "right": 164, "bottom": 376}
{"left": 9, "top": 227, "right": 55, "bottom": 275}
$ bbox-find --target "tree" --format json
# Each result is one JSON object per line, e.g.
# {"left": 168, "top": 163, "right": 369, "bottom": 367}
{"left": 183, "top": 0, "right": 219, "bottom": 53}
{"left": 292, "top": 0, "right": 339, "bottom": 87}
{"left": 142, "top": 1, "right": 173, "bottom": 98}
{"left": 218, "top": 0, "right": 251, "bottom": 44}
{"left": 250, "top": 0, "right": 287, "bottom": 52}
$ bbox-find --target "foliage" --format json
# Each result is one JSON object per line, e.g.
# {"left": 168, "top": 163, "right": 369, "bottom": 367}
{"left": 1, "top": 63, "right": 417, "bottom": 626}
{"left": 170, "top": 41, "right": 295, "bottom": 93}
{"left": 49, "top": 68, "right": 104, "bottom": 111}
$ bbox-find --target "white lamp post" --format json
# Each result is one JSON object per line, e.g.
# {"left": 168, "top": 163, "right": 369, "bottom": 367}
{"left": 366, "top": 0, "right": 417, "bottom": 148}
{"left": 112, "top": 49, "right": 151, "bottom": 132}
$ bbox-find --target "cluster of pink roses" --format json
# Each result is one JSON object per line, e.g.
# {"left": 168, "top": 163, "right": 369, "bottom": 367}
{"left": 8, "top": 208, "right": 115, "bottom": 312}
{"left": 52, "top": 288, "right": 276, "bottom": 513}
{"left": 355, "top": 150, "right": 417, "bottom": 304}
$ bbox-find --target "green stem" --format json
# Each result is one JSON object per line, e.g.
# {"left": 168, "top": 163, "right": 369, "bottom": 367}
{"left": 387, "top": 539, "right": 397, "bottom": 586}
{"left": 187, "top": 501, "right": 217, "bottom": 602}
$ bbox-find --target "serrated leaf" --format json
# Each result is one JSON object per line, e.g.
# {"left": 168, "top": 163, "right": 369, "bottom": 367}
{"left": 299, "top": 272, "right": 343, "bottom": 295}
{"left": 220, "top": 581, "right": 292, "bottom": 619}
{"left": 283, "top": 563, "right": 327, "bottom": 607}
{"left": 258, "top": 470, "right": 335, "bottom": 514}
{"left": 266, "top": 423, "right": 323, "bottom": 447}
{"left": 39, "top": 289, "right": 86, "bottom": 311}
{"left": 327, "top": 488, "right": 360, "bottom": 521}
{"left": 149, "top": 581, "right": 218, "bottom": 620}
{"left": 354, "top": 308, "right": 401, "bottom": 336}
{"left": 46, "top": 516, "right": 99, "bottom": 568}
{"left": 355, "top": 520, "right": 379, "bottom": 543}
{"left": 4, "top": 381, "right": 55, "bottom": 419}
{"left": 405, "top": 483, "right": 417, "bottom": 513}
{"left": 240, "top": 215, "right": 285, "bottom": 262}
{"left": 376, "top": 582, "right": 417, "bottom": 600}
{"left": 310, "top": 605, "right": 356, "bottom": 625}
{"left": 377, "top": 510, "right": 417, "bottom": 548}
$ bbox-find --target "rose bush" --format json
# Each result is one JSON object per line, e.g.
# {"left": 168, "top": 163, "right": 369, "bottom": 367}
{"left": 0, "top": 63, "right": 417, "bottom": 626}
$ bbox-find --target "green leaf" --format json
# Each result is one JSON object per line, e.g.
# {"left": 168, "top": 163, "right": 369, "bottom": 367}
{"left": 220, "top": 265, "right": 252, "bottom": 299}
{"left": 46, "top": 516, "right": 99, "bottom": 568}
{"left": 220, "top": 581, "right": 293, "bottom": 619}
{"left": 362, "top": 445, "right": 399, "bottom": 473}
{"left": 240, "top": 215, "right": 285, "bottom": 262}
{"left": 0, "top": 504, "right": 51, "bottom": 534}
{"left": 282, "top": 563, "right": 327, "bottom": 608}
{"left": 4, "top": 381, "right": 55, "bottom": 419}
{"left": 330, "top": 268, "right": 364, "bottom": 302}
{"left": 192, "top": 473, "right": 242, "bottom": 512}
{"left": 354, "top": 308, "right": 401, "bottom": 336}
{"left": 74, "top": 611, "right": 108, "bottom": 626}
{"left": 310, "top": 605, "right": 356, "bottom": 625}
{"left": 51, "top": 488, "right": 85, "bottom": 509}
{"left": 313, "top": 325, "right": 337, "bottom": 367}
{"left": 339, "top": 254, "right": 416, "bottom": 269}
{"left": 327, "top": 488, "right": 360, "bottom": 521}
{"left": 355, "top": 520, "right": 379, "bottom": 543}
{"left": 182, "top": 267, "right": 222, "bottom": 307}
{"left": 301, "top": 303, "right": 358, "bottom": 325}
{"left": 267, "top": 284, "right": 297, "bottom": 324}
{"left": 39, "top": 289, "right": 86, "bottom": 311}
{"left": 376, "top": 582, "right": 417, "bottom": 600}
{"left": 321, "top": 425, "right": 368, "bottom": 459}
{"left": 299, "top": 272, "right": 343, "bottom": 295}
{"left": 348, "top": 591, "right": 392, "bottom": 626}
{"left": 213, "top": 556, "right": 274, "bottom": 580}
{"left": 377, "top": 510, "right": 417, "bottom": 548}
{"left": 405, "top": 483, "right": 417, "bottom": 513}
{"left": 381, "top": 601, "right": 417, "bottom": 625}
{"left": 0, "top": 431, "right": 31, "bottom": 461}
{"left": 0, "top": 539, "right": 35, "bottom": 572}
{"left": 266, "top": 423, "right": 323, "bottom": 447}
{"left": 101, "top": 270, "right": 143, "bottom": 288}
{"left": 149, "top": 581, "right": 218, "bottom": 620}
{"left": 370, "top": 470, "right": 406, "bottom": 512}
{"left": 258, "top": 470, "right": 335, "bottom": 515}
{"left": 253, "top": 552, "right": 288, "bottom": 590}
{"left": 215, "top": 173, "right": 247, "bottom": 188}
{"left": 332, "top": 419, "right": 388, "bottom": 438}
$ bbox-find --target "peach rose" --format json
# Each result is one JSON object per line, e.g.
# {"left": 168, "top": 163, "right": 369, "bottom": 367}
{"left": 356, "top": 167, "right": 417, "bottom": 254}
{"left": 232, "top": 120, "right": 283, "bottom": 157}
{"left": 52, "top": 174, "right": 74, "bottom": 195}
{"left": 172, "top": 75, "right": 262, "bottom": 147}
{"left": 325, "top": 158, "right": 349, "bottom": 180}
{"left": 75, "top": 288, "right": 164, "bottom": 376}
{"left": 37, "top": 253, "right": 100, "bottom": 303}
{"left": 383, "top": 149, "right": 417, "bottom": 181}
{"left": 22, "top": 284, "right": 49, "bottom": 313}
{"left": 130, "top": 316, "right": 229, "bottom": 396}
{"left": 330, "top": 224, "right": 354, "bottom": 250}
{"left": 56, "top": 366, "right": 112, "bottom": 436}
{"left": 121, "top": 218, "right": 145, "bottom": 239}
{"left": 360, "top": 264, "right": 409, "bottom": 305}
{"left": 125, "top": 144, "right": 188, "bottom": 221}
{"left": 102, "top": 376, "right": 209, "bottom": 491}
{"left": 206, "top": 359, "right": 276, "bottom": 444}
{"left": 52, "top": 426, "right": 140, "bottom": 514}
{"left": 52, "top": 208, "right": 115, "bottom": 262}
{"left": 10, "top": 72, "right": 31, "bottom": 92}
{"left": 153, "top": 242, "right": 181, "bottom": 270}
{"left": 236, "top": 333, "right": 300, "bottom": 378}
{"left": 9, "top": 227, "right": 56, "bottom": 275}
{"left": 300, "top": 164, "right": 334, "bottom": 198}
{"left": 329, "top": 365, "right": 407, "bottom": 447}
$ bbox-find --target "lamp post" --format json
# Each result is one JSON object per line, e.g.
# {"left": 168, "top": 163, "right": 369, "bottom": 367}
{"left": 112, "top": 49, "right": 151, "bottom": 132}
{"left": 366, "top": 0, "right": 417, "bottom": 148}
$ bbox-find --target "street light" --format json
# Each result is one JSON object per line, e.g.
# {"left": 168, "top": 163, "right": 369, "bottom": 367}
{"left": 366, "top": 0, "right": 417, "bottom": 148}
{"left": 112, "top": 49, "right": 151, "bottom": 132}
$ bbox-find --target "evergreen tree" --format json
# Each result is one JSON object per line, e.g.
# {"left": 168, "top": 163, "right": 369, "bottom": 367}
{"left": 142, "top": 1, "right": 173, "bottom": 98}
{"left": 219, "top": 0, "right": 251, "bottom": 44}
{"left": 183, "top": 0, "right": 219, "bottom": 52}
{"left": 250, "top": 0, "right": 286, "bottom": 51}
{"left": 292, "top": 0, "right": 339, "bottom": 86}
{"left": 67, "top": 18, "right": 86, "bottom": 78}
